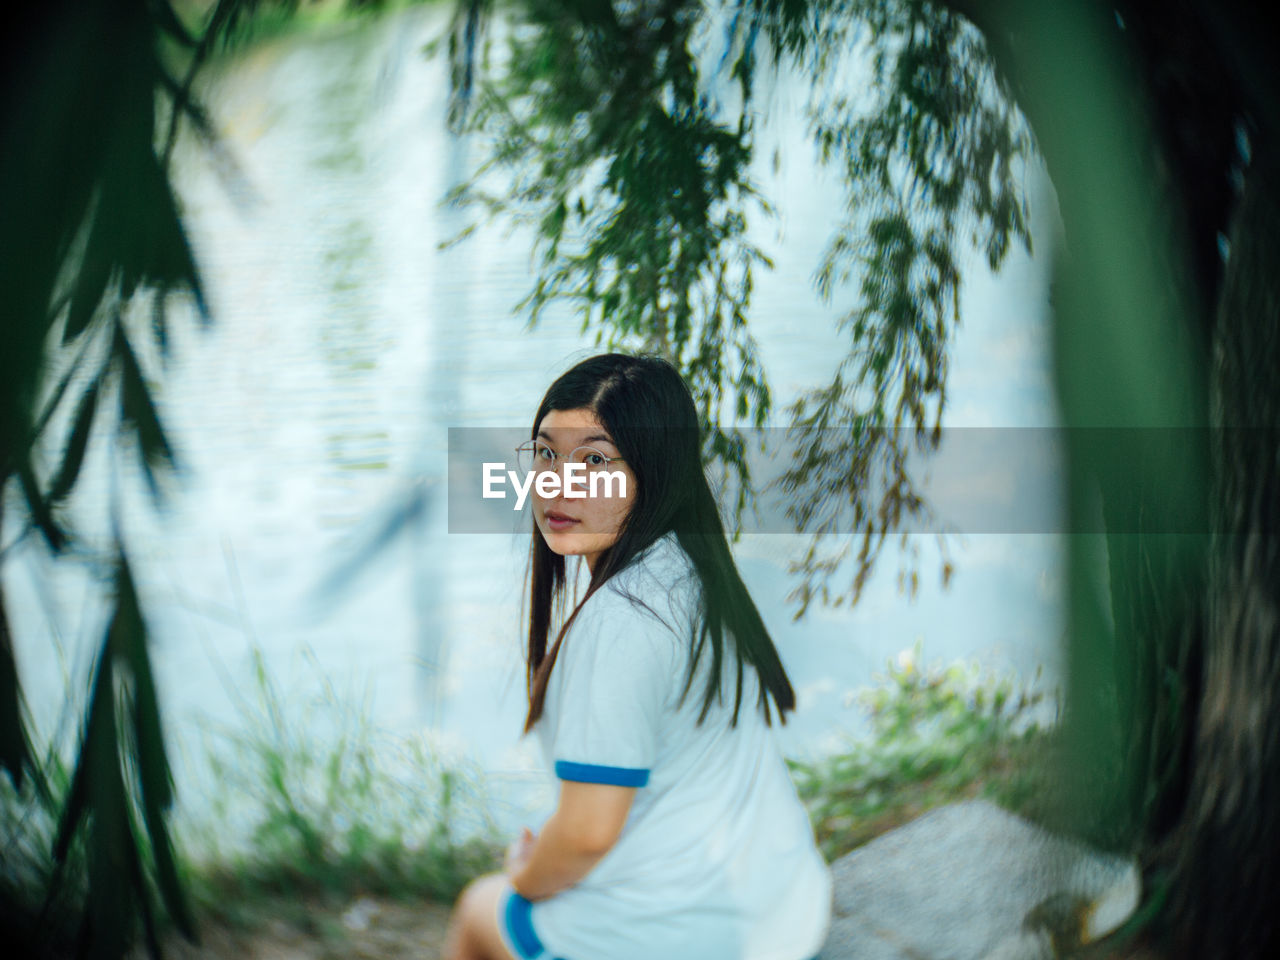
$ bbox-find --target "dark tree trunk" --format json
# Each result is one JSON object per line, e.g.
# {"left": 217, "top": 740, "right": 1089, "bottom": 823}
{"left": 940, "top": 2, "right": 1279, "bottom": 954}
{"left": 1169, "top": 143, "right": 1280, "bottom": 960}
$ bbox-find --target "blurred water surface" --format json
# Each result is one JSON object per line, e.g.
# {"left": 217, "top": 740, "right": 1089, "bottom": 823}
{"left": 5, "top": 6, "right": 1066, "bottom": 840}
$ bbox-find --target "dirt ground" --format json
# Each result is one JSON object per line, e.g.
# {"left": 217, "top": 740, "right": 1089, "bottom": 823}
{"left": 142, "top": 892, "right": 1166, "bottom": 960}
{"left": 151, "top": 904, "right": 1166, "bottom": 960}
{"left": 151, "top": 896, "right": 454, "bottom": 960}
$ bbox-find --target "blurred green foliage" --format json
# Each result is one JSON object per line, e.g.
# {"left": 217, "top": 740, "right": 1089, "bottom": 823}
{"left": 789, "top": 647, "right": 1055, "bottom": 860}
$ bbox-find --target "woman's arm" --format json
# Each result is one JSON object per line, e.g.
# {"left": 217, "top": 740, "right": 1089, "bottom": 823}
{"left": 507, "top": 780, "right": 636, "bottom": 901}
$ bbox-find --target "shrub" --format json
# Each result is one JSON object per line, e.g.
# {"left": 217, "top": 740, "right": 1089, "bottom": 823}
{"left": 787, "top": 645, "right": 1058, "bottom": 860}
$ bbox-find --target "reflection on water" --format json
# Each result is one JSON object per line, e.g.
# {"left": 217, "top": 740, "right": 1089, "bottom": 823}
{"left": 5, "top": 5, "right": 1065, "bottom": 840}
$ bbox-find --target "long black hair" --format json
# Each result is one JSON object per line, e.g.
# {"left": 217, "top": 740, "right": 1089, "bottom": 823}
{"left": 522, "top": 353, "right": 795, "bottom": 733}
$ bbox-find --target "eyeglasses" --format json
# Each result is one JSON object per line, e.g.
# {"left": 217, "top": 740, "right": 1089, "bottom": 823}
{"left": 514, "top": 440, "right": 626, "bottom": 475}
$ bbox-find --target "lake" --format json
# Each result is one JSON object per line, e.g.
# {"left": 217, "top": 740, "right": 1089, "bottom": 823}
{"left": 4, "top": 5, "right": 1065, "bottom": 843}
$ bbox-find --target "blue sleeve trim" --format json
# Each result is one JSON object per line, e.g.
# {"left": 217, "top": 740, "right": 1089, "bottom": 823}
{"left": 503, "top": 889, "right": 545, "bottom": 959}
{"left": 554, "top": 760, "right": 650, "bottom": 787}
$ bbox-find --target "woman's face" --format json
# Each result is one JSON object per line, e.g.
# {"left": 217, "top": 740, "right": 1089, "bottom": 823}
{"left": 531, "top": 407, "right": 636, "bottom": 572}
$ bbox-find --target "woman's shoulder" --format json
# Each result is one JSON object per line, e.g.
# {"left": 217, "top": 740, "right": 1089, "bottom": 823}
{"left": 616, "top": 531, "right": 694, "bottom": 585}
{"left": 572, "top": 534, "right": 700, "bottom": 641}
{"left": 607, "top": 533, "right": 699, "bottom": 609}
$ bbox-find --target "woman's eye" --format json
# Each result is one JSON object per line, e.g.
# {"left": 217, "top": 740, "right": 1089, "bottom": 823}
{"left": 536, "top": 445, "right": 555, "bottom": 462}
{"left": 584, "top": 453, "right": 606, "bottom": 467}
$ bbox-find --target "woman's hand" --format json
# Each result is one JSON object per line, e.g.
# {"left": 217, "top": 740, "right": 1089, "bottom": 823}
{"left": 508, "top": 781, "right": 636, "bottom": 901}
{"left": 504, "top": 827, "right": 536, "bottom": 877}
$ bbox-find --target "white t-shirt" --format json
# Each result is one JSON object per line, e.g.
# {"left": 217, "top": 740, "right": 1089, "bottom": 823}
{"left": 503, "top": 533, "right": 832, "bottom": 960}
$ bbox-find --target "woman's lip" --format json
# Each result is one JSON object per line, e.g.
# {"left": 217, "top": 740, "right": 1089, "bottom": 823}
{"left": 545, "top": 512, "right": 579, "bottom": 526}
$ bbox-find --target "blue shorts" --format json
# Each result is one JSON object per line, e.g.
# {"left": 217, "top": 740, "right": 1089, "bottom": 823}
{"left": 495, "top": 882, "right": 822, "bottom": 960}
{"left": 497, "top": 884, "right": 564, "bottom": 960}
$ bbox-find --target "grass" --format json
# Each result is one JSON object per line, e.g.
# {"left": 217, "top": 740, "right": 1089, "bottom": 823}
{"left": 788, "top": 644, "right": 1061, "bottom": 862}
{"left": 174, "top": 648, "right": 502, "bottom": 931}
{"left": 0, "top": 748, "right": 86, "bottom": 959}
{"left": 0, "top": 645, "right": 502, "bottom": 954}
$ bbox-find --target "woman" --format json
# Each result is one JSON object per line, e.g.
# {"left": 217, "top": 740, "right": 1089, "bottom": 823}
{"left": 445, "top": 354, "right": 831, "bottom": 960}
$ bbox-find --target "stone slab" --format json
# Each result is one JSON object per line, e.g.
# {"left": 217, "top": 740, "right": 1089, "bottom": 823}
{"left": 816, "top": 799, "right": 1139, "bottom": 960}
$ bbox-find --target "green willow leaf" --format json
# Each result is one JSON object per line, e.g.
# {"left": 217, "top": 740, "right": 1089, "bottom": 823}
{"left": 52, "top": 636, "right": 112, "bottom": 867}
{"left": 17, "top": 459, "right": 66, "bottom": 553}
{"left": 150, "top": 0, "right": 199, "bottom": 47}
{"left": 82, "top": 642, "right": 141, "bottom": 960}
{"left": 63, "top": 235, "right": 115, "bottom": 345}
{"left": 52, "top": 554, "right": 195, "bottom": 954}
{"left": 134, "top": 153, "right": 208, "bottom": 320}
{"left": 48, "top": 375, "right": 102, "bottom": 504}
{"left": 115, "top": 318, "right": 176, "bottom": 476}
{"left": 114, "top": 553, "right": 196, "bottom": 937}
